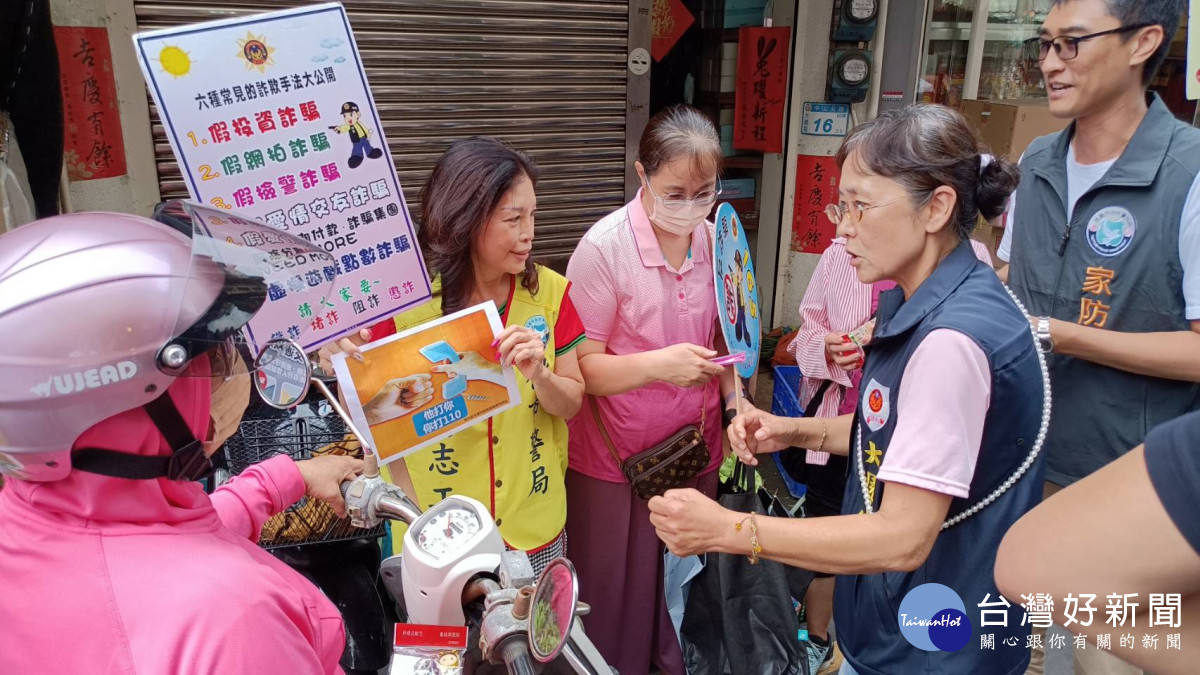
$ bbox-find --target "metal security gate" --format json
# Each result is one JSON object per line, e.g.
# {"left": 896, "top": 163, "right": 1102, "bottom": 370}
{"left": 134, "top": 0, "right": 639, "bottom": 269}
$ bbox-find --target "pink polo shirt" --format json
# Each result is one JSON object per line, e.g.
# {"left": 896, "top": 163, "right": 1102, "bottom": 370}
{"left": 566, "top": 192, "right": 723, "bottom": 483}
{"left": 875, "top": 328, "right": 991, "bottom": 499}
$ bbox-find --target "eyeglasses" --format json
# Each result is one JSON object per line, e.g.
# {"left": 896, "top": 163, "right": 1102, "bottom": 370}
{"left": 824, "top": 196, "right": 905, "bottom": 225}
{"left": 1022, "top": 24, "right": 1150, "bottom": 62}
{"left": 644, "top": 178, "right": 723, "bottom": 211}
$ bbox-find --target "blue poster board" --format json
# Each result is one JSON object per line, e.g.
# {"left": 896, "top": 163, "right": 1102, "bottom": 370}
{"left": 713, "top": 203, "right": 760, "bottom": 379}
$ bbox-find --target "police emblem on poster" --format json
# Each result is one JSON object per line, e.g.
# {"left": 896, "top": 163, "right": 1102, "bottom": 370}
{"left": 862, "top": 379, "right": 890, "bottom": 431}
{"left": 713, "top": 203, "right": 760, "bottom": 380}
{"left": 1085, "top": 207, "right": 1136, "bottom": 257}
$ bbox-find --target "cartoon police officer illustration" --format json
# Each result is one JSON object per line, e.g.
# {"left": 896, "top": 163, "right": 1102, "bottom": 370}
{"left": 731, "top": 250, "right": 752, "bottom": 348}
{"left": 330, "top": 101, "right": 384, "bottom": 169}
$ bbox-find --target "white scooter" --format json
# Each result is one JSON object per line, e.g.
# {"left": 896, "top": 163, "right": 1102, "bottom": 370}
{"left": 341, "top": 472, "right": 612, "bottom": 674}
{"left": 252, "top": 339, "right": 613, "bottom": 675}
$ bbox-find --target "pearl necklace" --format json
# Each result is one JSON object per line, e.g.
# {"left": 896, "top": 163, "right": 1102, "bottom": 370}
{"left": 855, "top": 284, "right": 1052, "bottom": 530}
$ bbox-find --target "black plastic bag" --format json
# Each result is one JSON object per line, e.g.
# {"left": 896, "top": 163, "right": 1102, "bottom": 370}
{"left": 679, "top": 464, "right": 812, "bottom": 675}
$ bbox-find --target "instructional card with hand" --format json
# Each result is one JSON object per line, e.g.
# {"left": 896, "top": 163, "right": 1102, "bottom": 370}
{"left": 331, "top": 302, "right": 520, "bottom": 464}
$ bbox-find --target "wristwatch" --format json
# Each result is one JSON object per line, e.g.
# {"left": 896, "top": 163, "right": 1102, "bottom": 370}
{"left": 1035, "top": 316, "right": 1054, "bottom": 354}
{"left": 722, "top": 407, "right": 739, "bottom": 429}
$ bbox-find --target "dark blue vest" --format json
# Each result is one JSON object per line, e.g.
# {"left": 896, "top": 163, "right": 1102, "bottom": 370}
{"left": 1008, "top": 93, "right": 1200, "bottom": 487}
{"left": 834, "top": 242, "right": 1047, "bottom": 675}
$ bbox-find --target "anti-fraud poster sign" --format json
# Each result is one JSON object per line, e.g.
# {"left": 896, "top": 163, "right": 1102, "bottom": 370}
{"left": 134, "top": 3, "right": 431, "bottom": 353}
{"left": 713, "top": 203, "right": 760, "bottom": 380}
{"left": 331, "top": 303, "right": 521, "bottom": 465}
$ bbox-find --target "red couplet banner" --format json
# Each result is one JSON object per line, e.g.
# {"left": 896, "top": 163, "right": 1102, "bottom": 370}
{"left": 792, "top": 155, "right": 841, "bottom": 254}
{"left": 54, "top": 26, "right": 128, "bottom": 181}
{"left": 733, "top": 26, "right": 790, "bottom": 154}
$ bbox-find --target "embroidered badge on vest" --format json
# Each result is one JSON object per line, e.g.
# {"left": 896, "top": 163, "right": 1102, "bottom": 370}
{"left": 524, "top": 315, "right": 550, "bottom": 345}
{"left": 1085, "top": 207, "right": 1136, "bottom": 257}
{"left": 862, "top": 379, "right": 891, "bottom": 431}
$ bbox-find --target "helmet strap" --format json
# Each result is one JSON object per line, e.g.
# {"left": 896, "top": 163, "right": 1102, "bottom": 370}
{"left": 72, "top": 389, "right": 213, "bottom": 481}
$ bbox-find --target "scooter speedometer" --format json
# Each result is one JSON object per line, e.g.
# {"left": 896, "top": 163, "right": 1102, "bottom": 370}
{"left": 415, "top": 504, "right": 484, "bottom": 560}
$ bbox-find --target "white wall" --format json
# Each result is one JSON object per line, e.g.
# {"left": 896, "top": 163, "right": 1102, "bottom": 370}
{"left": 772, "top": 0, "right": 888, "bottom": 329}
{"left": 773, "top": 0, "right": 839, "bottom": 329}
{"left": 50, "top": 0, "right": 159, "bottom": 215}
{"left": 752, "top": 0, "right": 795, "bottom": 330}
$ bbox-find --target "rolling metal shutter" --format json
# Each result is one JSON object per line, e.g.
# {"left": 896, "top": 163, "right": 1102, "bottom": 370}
{"left": 134, "top": 0, "right": 637, "bottom": 269}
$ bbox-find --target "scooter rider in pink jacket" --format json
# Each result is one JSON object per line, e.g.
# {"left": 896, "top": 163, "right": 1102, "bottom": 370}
{"left": 0, "top": 204, "right": 361, "bottom": 674}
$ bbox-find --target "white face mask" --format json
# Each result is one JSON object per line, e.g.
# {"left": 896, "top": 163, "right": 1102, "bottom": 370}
{"left": 648, "top": 199, "right": 709, "bottom": 237}
{"left": 642, "top": 180, "right": 710, "bottom": 236}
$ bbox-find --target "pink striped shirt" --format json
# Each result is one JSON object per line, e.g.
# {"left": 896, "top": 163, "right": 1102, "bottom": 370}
{"left": 566, "top": 192, "right": 723, "bottom": 483}
{"left": 792, "top": 238, "right": 993, "bottom": 464}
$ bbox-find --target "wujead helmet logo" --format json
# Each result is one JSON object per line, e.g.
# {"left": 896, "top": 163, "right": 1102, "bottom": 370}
{"left": 898, "top": 583, "right": 973, "bottom": 652}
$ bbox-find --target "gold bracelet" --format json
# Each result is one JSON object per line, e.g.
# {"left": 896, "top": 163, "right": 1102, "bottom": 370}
{"left": 814, "top": 421, "right": 828, "bottom": 454}
{"left": 735, "top": 514, "right": 762, "bottom": 565}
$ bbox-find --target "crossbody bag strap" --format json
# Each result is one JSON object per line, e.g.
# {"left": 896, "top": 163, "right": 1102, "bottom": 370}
{"left": 803, "top": 379, "right": 834, "bottom": 418}
{"left": 588, "top": 395, "right": 624, "bottom": 469}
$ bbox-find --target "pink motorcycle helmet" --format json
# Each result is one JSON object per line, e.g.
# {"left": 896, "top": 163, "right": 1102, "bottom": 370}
{"left": 0, "top": 201, "right": 334, "bottom": 481}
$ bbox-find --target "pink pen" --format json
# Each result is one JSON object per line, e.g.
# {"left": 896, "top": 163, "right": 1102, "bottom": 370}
{"left": 711, "top": 353, "right": 746, "bottom": 367}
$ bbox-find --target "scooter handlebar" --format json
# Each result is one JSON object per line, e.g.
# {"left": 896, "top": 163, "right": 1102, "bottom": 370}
{"left": 341, "top": 475, "right": 422, "bottom": 526}
{"left": 499, "top": 641, "right": 537, "bottom": 675}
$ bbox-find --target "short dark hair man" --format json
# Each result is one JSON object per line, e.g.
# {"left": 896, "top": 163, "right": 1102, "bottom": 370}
{"left": 998, "top": 1, "right": 1199, "bottom": 671}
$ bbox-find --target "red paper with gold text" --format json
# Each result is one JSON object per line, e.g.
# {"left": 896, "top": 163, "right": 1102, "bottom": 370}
{"left": 650, "top": 0, "right": 695, "bottom": 61}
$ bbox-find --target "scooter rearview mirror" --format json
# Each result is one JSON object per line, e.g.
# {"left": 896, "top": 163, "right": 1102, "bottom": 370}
{"left": 529, "top": 557, "right": 579, "bottom": 663}
{"left": 252, "top": 339, "right": 313, "bottom": 409}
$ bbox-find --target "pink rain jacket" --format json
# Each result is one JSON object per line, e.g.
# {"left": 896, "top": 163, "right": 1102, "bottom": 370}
{"left": 0, "top": 373, "right": 345, "bottom": 674}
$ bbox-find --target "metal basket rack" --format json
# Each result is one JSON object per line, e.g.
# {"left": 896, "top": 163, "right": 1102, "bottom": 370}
{"left": 221, "top": 397, "right": 386, "bottom": 550}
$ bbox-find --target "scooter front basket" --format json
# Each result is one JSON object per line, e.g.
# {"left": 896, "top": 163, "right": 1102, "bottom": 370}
{"left": 221, "top": 395, "right": 388, "bottom": 550}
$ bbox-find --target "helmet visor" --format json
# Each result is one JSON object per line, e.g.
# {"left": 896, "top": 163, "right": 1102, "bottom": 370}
{"left": 154, "top": 200, "right": 337, "bottom": 378}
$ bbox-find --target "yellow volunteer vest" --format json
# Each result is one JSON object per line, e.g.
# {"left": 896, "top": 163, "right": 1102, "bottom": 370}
{"left": 384, "top": 267, "right": 578, "bottom": 552}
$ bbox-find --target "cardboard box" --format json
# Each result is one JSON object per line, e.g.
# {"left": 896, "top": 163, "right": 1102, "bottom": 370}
{"left": 959, "top": 99, "right": 1069, "bottom": 162}
{"left": 970, "top": 218, "right": 1004, "bottom": 269}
